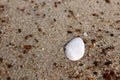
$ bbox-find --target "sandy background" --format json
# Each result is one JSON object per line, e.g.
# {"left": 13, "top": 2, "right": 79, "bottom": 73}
{"left": 0, "top": 0, "right": 120, "bottom": 80}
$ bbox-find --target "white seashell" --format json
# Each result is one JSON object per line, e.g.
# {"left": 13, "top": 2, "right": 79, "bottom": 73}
{"left": 64, "top": 37, "right": 85, "bottom": 61}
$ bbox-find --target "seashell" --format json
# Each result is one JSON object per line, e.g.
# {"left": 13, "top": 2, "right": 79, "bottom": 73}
{"left": 64, "top": 37, "right": 85, "bottom": 61}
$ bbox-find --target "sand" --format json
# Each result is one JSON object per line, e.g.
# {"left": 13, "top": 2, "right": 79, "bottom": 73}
{"left": 0, "top": 0, "right": 120, "bottom": 80}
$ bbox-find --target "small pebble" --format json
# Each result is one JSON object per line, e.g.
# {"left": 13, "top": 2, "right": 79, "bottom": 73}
{"left": 41, "top": 48, "right": 45, "bottom": 51}
{"left": 84, "top": 32, "right": 88, "bottom": 37}
{"left": 110, "top": 33, "right": 114, "bottom": 37}
{"left": 64, "top": 37, "right": 85, "bottom": 61}
{"left": 104, "top": 61, "right": 112, "bottom": 66}
{"left": 67, "top": 31, "right": 72, "bottom": 34}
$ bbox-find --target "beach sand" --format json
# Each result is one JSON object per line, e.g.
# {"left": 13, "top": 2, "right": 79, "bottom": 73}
{"left": 0, "top": 0, "right": 120, "bottom": 80}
